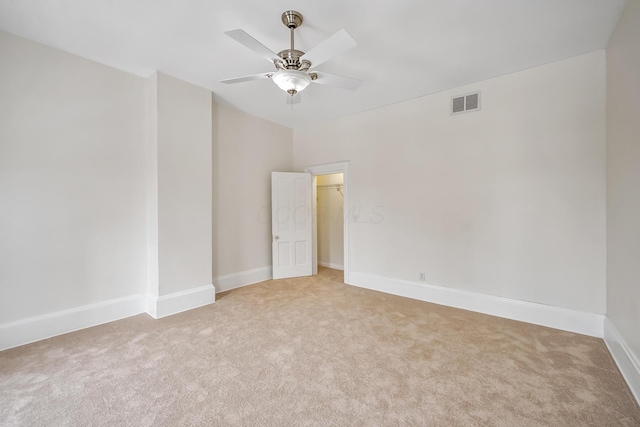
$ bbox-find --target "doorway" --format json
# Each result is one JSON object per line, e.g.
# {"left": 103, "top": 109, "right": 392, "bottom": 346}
{"left": 305, "top": 162, "right": 351, "bottom": 284}
{"left": 317, "top": 173, "right": 344, "bottom": 279}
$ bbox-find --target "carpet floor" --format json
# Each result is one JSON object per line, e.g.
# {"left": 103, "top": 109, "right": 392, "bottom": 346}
{"left": 1, "top": 267, "right": 639, "bottom": 426}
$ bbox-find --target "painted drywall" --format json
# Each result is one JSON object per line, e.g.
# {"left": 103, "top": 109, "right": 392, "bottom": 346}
{"left": 212, "top": 99, "right": 293, "bottom": 278}
{"left": 294, "top": 51, "right": 606, "bottom": 314}
{"left": 0, "top": 31, "right": 147, "bottom": 323}
{"left": 317, "top": 174, "right": 344, "bottom": 270}
{"left": 606, "top": 0, "right": 640, "bottom": 363}
{"left": 155, "top": 73, "right": 213, "bottom": 295}
{"left": 146, "top": 73, "right": 160, "bottom": 298}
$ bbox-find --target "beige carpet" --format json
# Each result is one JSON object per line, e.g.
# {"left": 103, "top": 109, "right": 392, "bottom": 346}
{"left": 1, "top": 268, "right": 639, "bottom": 426}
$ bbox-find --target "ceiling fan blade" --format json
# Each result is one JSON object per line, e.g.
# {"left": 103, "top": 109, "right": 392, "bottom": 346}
{"left": 220, "top": 73, "right": 272, "bottom": 84}
{"left": 224, "top": 29, "right": 280, "bottom": 63}
{"left": 312, "top": 72, "right": 362, "bottom": 91}
{"left": 300, "top": 29, "right": 357, "bottom": 68}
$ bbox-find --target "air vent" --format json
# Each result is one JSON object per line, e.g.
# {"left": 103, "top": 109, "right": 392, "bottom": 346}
{"left": 451, "top": 91, "right": 481, "bottom": 115}
{"left": 452, "top": 96, "right": 465, "bottom": 113}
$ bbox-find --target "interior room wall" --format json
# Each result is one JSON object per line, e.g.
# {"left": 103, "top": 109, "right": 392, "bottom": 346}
{"left": 606, "top": 0, "right": 640, "bottom": 368}
{"left": 212, "top": 99, "right": 293, "bottom": 284}
{"left": 294, "top": 50, "right": 606, "bottom": 314}
{"left": 317, "top": 173, "right": 344, "bottom": 270}
{"left": 155, "top": 72, "right": 213, "bottom": 296}
{"left": 0, "top": 31, "right": 148, "bottom": 323}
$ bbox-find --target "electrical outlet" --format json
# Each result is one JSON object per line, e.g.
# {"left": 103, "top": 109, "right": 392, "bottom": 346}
{"left": 419, "top": 272, "right": 425, "bottom": 281}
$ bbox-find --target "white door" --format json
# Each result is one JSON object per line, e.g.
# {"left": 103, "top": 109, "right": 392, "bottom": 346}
{"left": 271, "top": 172, "right": 312, "bottom": 279}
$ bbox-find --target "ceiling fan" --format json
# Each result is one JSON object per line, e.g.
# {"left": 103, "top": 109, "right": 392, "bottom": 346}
{"left": 221, "top": 10, "right": 362, "bottom": 100}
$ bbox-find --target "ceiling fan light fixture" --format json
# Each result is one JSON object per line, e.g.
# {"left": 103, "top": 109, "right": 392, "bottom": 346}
{"left": 272, "top": 69, "right": 311, "bottom": 95}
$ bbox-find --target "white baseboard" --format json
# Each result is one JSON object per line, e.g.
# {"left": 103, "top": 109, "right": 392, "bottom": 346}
{"left": 604, "top": 317, "right": 640, "bottom": 405}
{"left": 0, "top": 295, "right": 146, "bottom": 351}
{"left": 214, "top": 266, "right": 272, "bottom": 293}
{"left": 319, "top": 262, "right": 344, "bottom": 271}
{"left": 349, "top": 272, "right": 604, "bottom": 338}
{"left": 147, "top": 284, "right": 215, "bottom": 319}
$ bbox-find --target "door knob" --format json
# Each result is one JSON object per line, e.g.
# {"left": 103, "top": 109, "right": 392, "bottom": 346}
{"left": 274, "top": 235, "right": 279, "bottom": 240}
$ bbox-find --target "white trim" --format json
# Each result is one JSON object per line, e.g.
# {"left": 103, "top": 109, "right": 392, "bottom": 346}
{"left": 305, "top": 161, "right": 351, "bottom": 284}
{"left": 147, "top": 284, "right": 215, "bottom": 319}
{"left": 349, "top": 272, "right": 604, "bottom": 338}
{"left": 311, "top": 175, "right": 318, "bottom": 277}
{"left": 604, "top": 317, "right": 640, "bottom": 405}
{"left": 319, "top": 262, "right": 344, "bottom": 271}
{"left": 214, "top": 266, "right": 272, "bottom": 293}
{"left": 0, "top": 295, "right": 146, "bottom": 351}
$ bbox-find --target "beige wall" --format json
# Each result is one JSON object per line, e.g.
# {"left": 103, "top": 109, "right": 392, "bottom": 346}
{"left": 294, "top": 51, "right": 607, "bottom": 314}
{"left": 212, "top": 100, "right": 293, "bottom": 277}
{"left": 0, "top": 21, "right": 620, "bottom": 340}
{"left": 155, "top": 73, "right": 213, "bottom": 295}
{"left": 606, "top": 0, "right": 640, "bottom": 361}
{"left": 0, "top": 31, "right": 148, "bottom": 323}
{"left": 317, "top": 173, "right": 344, "bottom": 269}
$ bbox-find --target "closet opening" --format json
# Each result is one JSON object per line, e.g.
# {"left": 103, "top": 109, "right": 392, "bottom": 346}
{"left": 316, "top": 173, "right": 344, "bottom": 281}
{"left": 305, "top": 161, "right": 351, "bottom": 284}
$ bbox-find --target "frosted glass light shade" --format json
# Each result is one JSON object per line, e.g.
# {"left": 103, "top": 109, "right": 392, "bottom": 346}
{"left": 272, "top": 69, "right": 312, "bottom": 94}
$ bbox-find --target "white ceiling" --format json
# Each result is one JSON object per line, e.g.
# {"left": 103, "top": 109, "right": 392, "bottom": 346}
{"left": 0, "top": 0, "right": 626, "bottom": 129}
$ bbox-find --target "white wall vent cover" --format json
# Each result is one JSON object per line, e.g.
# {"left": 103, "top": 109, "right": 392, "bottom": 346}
{"left": 451, "top": 91, "right": 481, "bottom": 115}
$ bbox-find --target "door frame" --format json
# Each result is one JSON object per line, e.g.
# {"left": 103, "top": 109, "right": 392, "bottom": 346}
{"left": 304, "top": 161, "right": 351, "bottom": 284}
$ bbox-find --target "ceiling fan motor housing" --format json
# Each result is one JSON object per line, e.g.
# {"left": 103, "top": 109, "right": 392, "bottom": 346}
{"left": 277, "top": 49, "right": 306, "bottom": 69}
{"left": 276, "top": 49, "right": 311, "bottom": 71}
